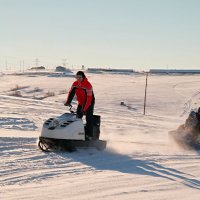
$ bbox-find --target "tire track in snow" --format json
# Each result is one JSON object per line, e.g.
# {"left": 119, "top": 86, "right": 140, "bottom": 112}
{"left": 0, "top": 137, "right": 97, "bottom": 186}
{"left": 0, "top": 94, "right": 67, "bottom": 130}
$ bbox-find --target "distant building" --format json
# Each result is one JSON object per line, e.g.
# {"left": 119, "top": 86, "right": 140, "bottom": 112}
{"left": 55, "top": 66, "right": 72, "bottom": 73}
{"left": 87, "top": 68, "right": 103, "bottom": 73}
{"left": 149, "top": 69, "right": 200, "bottom": 74}
{"left": 87, "top": 68, "right": 135, "bottom": 74}
{"left": 30, "top": 66, "right": 45, "bottom": 70}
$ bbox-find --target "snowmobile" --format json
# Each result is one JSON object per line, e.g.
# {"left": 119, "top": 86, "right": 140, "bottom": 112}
{"left": 38, "top": 106, "right": 107, "bottom": 152}
{"left": 169, "top": 111, "right": 200, "bottom": 150}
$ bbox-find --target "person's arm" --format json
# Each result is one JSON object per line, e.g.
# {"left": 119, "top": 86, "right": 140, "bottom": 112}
{"left": 82, "top": 82, "right": 93, "bottom": 112}
{"left": 65, "top": 83, "right": 76, "bottom": 105}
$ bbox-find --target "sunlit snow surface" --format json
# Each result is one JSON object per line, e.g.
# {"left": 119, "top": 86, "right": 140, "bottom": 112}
{"left": 1, "top": 72, "right": 200, "bottom": 200}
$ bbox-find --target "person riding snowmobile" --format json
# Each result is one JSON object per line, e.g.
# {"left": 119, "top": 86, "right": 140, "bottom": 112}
{"left": 185, "top": 107, "right": 200, "bottom": 130}
{"left": 64, "top": 71, "right": 95, "bottom": 140}
{"left": 184, "top": 107, "right": 200, "bottom": 143}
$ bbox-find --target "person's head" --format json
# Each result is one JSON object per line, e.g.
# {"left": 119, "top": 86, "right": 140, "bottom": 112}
{"left": 75, "top": 71, "right": 86, "bottom": 82}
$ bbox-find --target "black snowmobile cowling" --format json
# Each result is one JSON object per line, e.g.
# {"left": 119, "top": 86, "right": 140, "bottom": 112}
{"left": 38, "top": 112, "right": 107, "bottom": 152}
{"left": 169, "top": 111, "right": 200, "bottom": 150}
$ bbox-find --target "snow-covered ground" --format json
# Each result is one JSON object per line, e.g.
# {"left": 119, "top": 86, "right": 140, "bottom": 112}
{"left": 1, "top": 72, "right": 200, "bottom": 200}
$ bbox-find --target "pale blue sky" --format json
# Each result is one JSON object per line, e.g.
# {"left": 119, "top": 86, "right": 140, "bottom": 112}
{"left": 0, "top": 0, "right": 200, "bottom": 70}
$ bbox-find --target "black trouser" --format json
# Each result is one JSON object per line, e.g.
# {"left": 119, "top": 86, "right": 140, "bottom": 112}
{"left": 77, "top": 104, "right": 94, "bottom": 137}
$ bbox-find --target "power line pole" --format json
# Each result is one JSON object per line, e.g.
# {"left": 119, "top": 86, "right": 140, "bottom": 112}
{"left": 22, "top": 60, "right": 24, "bottom": 72}
{"left": 5, "top": 60, "right": 7, "bottom": 70}
{"left": 19, "top": 60, "right": 22, "bottom": 72}
{"left": 143, "top": 72, "right": 149, "bottom": 115}
{"left": 62, "top": 58, "right": 67, "bottom": 67}
{"left": 34, "top": 58, "right": 39, "bottom": 67}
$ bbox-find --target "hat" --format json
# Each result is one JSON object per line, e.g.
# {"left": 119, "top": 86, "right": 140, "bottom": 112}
{"left": 76, "top": 71, "right": 86, "bottom": 78}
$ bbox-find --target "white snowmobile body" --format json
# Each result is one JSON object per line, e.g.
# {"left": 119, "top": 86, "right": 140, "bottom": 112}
{"left": 41, "top": 113, "right": 85, "bottom": 140}
{"left": 38, "top": 112, "right": 106, "bottom": 152}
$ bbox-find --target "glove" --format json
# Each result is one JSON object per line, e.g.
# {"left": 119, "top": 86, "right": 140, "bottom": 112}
{"left": 64, "top": 102, "right": 71, "bottom": 106}
{"left": 76, "top": 110, "right": 85, "bottom": 118}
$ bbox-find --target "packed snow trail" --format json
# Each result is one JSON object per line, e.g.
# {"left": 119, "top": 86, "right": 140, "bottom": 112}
{"left": 1, "top": 74, "right": 200, "bottom": 200}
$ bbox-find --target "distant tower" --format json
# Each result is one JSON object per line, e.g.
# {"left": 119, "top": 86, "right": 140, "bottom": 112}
{"left": 62, "top": 58, "right": 67, "bottom": 67}
{"left": 34, "top": 58, "right": 39, "bottom": 67}
{"left": 5, "top": 59, "right": 8, "bottom": 70}
{"left": 5, "top": 59, "right": 8, "bottom": 71}
{"left": 22, "top": 60, "right": 25, "bottom": 72}
{"left": 20, "top": 60, "right": 22, "bottom": 72}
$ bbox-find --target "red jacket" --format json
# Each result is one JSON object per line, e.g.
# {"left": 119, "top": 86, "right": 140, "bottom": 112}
{"left": 66, "top": 78, "right": 94, "bottom": 111}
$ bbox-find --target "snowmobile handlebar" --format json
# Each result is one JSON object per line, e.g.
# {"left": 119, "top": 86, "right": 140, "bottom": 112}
{"left": 69, "top": 105, "right": 76, "bottom": 114}
{"left": 64, "top": 104, "right": 81, "bottom": 116}
{"left": 64, "top": 103, "right": 75, "bottom": 113}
